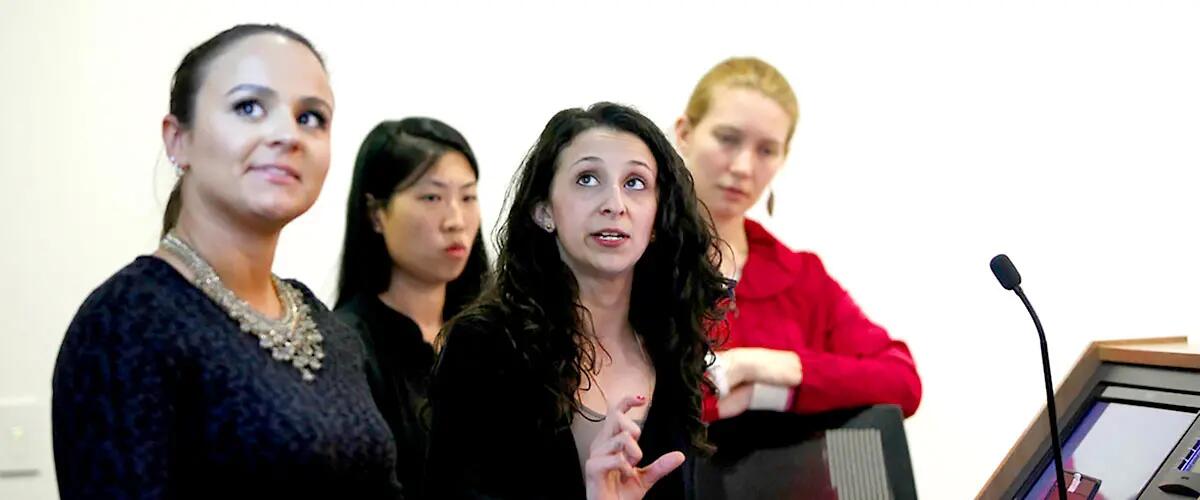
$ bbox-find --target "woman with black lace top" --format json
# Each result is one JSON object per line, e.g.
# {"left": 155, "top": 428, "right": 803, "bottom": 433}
{"left": 51, "top": 24, "right": 401, "bottom": 500}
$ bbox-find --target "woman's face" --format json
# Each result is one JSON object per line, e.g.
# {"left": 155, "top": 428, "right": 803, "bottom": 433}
{"left": 166, "top": 33, "right": 334, "bottom": 231}
{"left": 537, "top": 128, "right": 658, "bottom": 281}
{"left": 373, "top": 152, "right": 480, "bottom": 285}
{"left": 676, "top": 86, "right": 790, "bottom": 221}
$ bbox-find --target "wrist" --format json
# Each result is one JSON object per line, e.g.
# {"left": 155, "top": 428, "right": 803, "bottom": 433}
{"left": 723, "top": 349, "right": 751, "bottom": 386}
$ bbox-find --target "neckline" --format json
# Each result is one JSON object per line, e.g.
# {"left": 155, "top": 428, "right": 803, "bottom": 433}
{"left": 137, "top": 254, "right": 195, "bottom": 287}
{"left": 367, "top": 295, "right": 429, "bottom": 340}
{"left": 576, "top": 401, "right": 648, "bottom": 425}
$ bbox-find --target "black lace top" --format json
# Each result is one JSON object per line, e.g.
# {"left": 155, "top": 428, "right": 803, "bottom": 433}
{"left": 52, "top": 256, "right": 403, "bottom": 499}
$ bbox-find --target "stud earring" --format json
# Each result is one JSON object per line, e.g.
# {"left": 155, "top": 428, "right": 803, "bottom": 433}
{"left": 170, "top": 156, "right": 186, "bottom": 177}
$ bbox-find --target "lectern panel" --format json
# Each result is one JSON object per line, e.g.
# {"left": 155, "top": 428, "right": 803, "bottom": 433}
{"left": 1021, "top": 401, "right": 1195, "bottom": 499}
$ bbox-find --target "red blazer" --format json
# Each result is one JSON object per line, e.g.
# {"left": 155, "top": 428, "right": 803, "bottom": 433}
{"left": 703, "top": 219, "right": 922, "bottom": 421}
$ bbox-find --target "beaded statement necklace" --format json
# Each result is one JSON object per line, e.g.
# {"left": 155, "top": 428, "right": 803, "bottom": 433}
{"left": 161, "top": 232, "right": 325, "bottom": 382}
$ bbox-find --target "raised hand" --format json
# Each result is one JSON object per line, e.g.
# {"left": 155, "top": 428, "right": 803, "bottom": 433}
{"left": 584, "top": 395, "right": 685, "bottom": 500}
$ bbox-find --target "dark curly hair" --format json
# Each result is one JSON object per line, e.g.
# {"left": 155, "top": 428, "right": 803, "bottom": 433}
{"left": 335, "top": 117, "right": 489, "bottom": 317}
{"left": 444, "top": 102, "right": 732, "bottom": 453}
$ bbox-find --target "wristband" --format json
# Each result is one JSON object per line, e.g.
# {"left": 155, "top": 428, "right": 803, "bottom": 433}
{"left": 748, "top": 383, "right": 792, "bottom": 411}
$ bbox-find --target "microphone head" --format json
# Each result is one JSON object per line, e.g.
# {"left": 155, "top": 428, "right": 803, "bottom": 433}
{"left": 990, "top": 254, "right": 1022, "bottom": 290}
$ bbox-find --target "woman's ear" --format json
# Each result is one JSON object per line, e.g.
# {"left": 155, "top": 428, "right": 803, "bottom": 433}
{"left": 162, "top": 114, "right": 189, "bottom": 168}
{"left": 674, "top": 115, "right": 694, "bottom": 157}
{"left": 531, "top": 202, "right": 555, "bottom": 232}
{"left": 366, "top": 194, "right": 386, "bottom": 233}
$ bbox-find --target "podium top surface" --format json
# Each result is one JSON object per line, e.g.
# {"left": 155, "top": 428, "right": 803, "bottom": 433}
{"left": 1096, "top": 337, "right": 1200, "bottom": 369}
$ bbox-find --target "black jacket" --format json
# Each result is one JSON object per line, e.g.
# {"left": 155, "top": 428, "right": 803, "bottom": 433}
{"left": 425, "top": 315, "right": 695, "bottom": 499}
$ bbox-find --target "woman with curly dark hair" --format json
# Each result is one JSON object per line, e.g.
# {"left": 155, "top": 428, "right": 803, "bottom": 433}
{"left": 425, "top": 102, "right": 731, "bottom": 499}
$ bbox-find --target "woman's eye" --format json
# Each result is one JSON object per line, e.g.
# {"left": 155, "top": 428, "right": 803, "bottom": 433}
{"left": 577, "top": 174, "right": 599, "bottom": 187}
{"left": 625, "top": 177, "right": 647, "bottom": 190}
{"left": 298, "top": 110, "right": 328, "bottom": 129}
{"left": 233, "top": 99, "right": 265, "bottom": 118}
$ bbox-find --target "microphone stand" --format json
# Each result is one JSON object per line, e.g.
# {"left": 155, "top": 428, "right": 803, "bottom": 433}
{"left": 1015, "top": 286, "right": 1067, "bottom": 500}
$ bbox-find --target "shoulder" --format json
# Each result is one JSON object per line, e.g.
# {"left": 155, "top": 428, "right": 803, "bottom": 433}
{"left": 333, "top": 294, "right": 421, "bottom": 337}
{"left": 442, "top": 304, "right": 515, "bottom": 357}
{"left": 740, "top": 220, "right": 834, "bottom": 298}
{"left": 56, "top": 257, "right": 194, "bottom": 390}
{"left": 80, "top": 256, "right": 188, "bottom": 308}
{"left": 332, "top": 293, "right": 372, "bottom": 333}
{"left": 64, "top": 257, "right": 192, "bottom": 347}
{"left": 745, "top": 220, "right": 826, "bottom": 271}
{"left": 435, "top": 303, "right": 527, "bottom": 385}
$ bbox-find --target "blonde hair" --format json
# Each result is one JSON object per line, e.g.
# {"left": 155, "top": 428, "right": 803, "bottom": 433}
{"left": 683, "top": 57, "right": 799, "bottom": 150}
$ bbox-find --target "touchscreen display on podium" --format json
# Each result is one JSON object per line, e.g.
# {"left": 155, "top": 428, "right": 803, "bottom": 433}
{"left": 1022, "top": 401, "right": 1196, "bottom": 499}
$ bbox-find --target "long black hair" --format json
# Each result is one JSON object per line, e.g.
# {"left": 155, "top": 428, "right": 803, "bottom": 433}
{"left": 444, "top": 102, "right": 731, "bottom": 452}
{"left": 335, "top": 118, "right": 489, "bottom": 319}
{"left": 162, "top": 24, "right": 324, "bottom": 237}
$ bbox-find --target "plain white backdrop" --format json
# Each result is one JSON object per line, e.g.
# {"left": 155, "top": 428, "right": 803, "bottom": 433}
{"left": 2, "top": 1, "right": 1199, "bottom": 498}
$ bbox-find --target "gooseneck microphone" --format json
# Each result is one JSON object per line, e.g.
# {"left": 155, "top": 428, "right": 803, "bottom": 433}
{"left": 990, "top": 254, "right": 1068, "bottom": 500}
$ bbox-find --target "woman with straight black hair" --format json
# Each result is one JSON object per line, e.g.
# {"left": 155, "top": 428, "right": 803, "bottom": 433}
{"left": 335, "top": 117, "right": 488, "bottom": 499}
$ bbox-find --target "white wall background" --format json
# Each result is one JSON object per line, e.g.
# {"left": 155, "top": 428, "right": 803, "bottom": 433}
{"left": 2, "top": 0, "right": 1199, "bottom": 498}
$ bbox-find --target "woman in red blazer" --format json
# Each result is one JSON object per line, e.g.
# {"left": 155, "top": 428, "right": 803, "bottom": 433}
{"left": 673, "top": 57, "right": 922, "bottom": 421}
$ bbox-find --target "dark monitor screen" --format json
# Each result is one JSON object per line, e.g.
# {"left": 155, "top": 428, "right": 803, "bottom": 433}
{"left": 1022, "top": 401, "right": 1196, "bottom": 499}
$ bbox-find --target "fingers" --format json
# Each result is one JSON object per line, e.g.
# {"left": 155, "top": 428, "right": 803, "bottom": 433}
{"left": 639, "top": 451, "right": 686, "bottom": 487}
{"left": 586, "top": 451, "right": 686, "bottom": 493}
{"left": 601, "top": 395, "right": 645, "bottom": 441}
{"left": 585, "top": 452, "right": 639, "bottom": 482}
{"left": 591, "top": 430, "right": 643, "bottom": 465}
{"left": 595, "top": 412, "right": 640, "bottom": 447}
{"left": 586, "top": 394, "right": 650, "bottom": 483}
{"left": 613, "top": 394, "right": 647, "bottom": 415}
{"left": 610, "top": 410, "right": 642, "bottom": 440}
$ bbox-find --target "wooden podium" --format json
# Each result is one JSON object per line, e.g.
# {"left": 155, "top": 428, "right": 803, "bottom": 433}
{"left": 979, "top": 336, "right": 1200, "bottom": 499}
